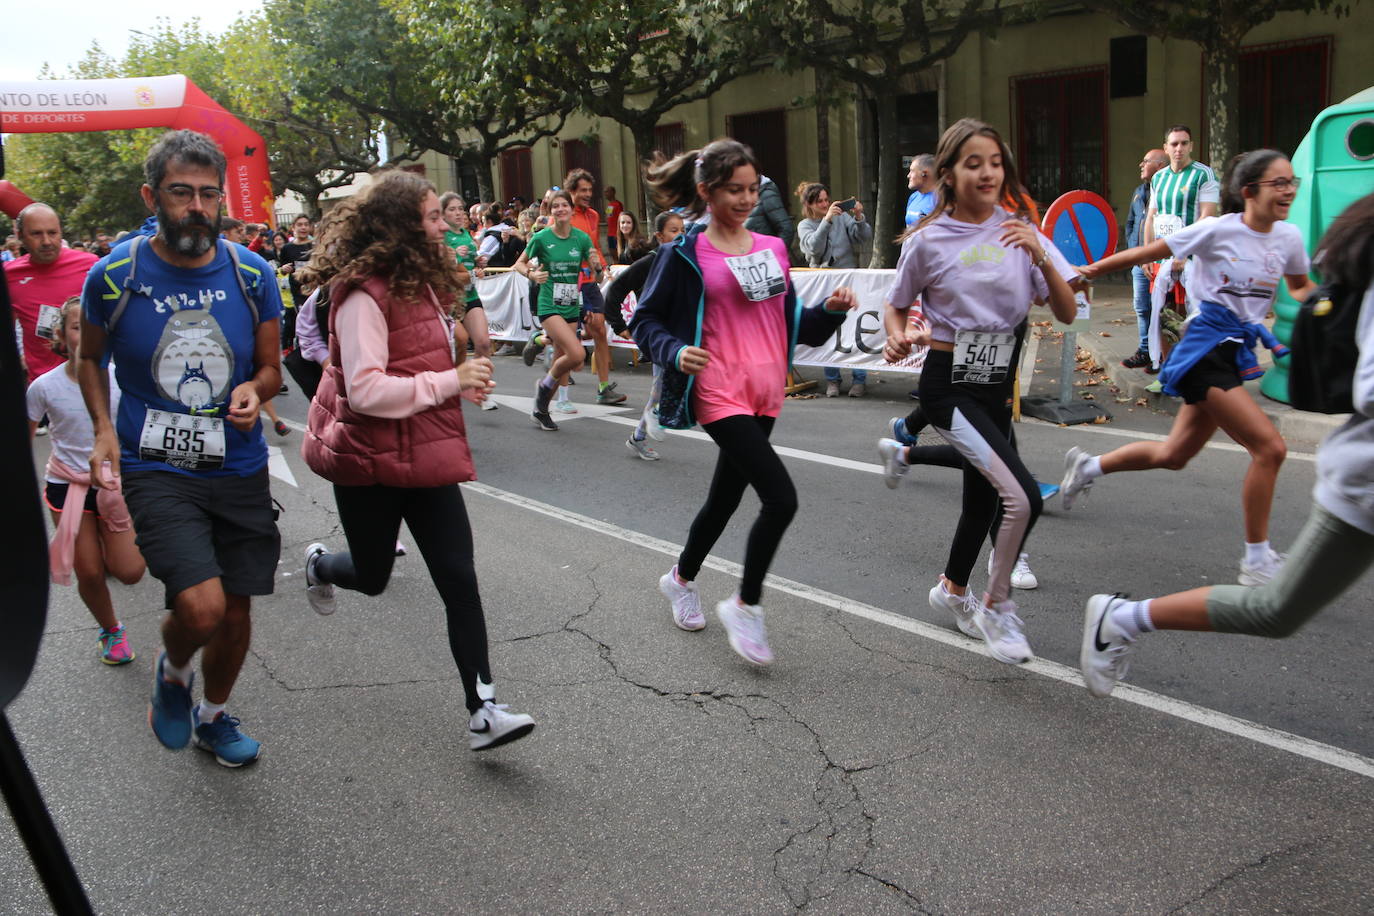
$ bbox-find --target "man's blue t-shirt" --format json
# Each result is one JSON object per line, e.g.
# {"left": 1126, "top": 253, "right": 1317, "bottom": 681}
{"left": 905, "top": 189, "right": 937, "bottom": 226}
{"left": 82, "top": 238, "right": 282, "bottom": 477}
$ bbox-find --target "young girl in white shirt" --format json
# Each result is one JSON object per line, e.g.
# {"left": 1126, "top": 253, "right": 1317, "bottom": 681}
{"left": 1069, "top": 149, "right": 1315, "bottom": 587}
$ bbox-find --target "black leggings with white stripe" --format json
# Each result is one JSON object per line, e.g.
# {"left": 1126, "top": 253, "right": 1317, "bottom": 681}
{"left": 918, "top": 350, "right": 1042, "bottom": 605}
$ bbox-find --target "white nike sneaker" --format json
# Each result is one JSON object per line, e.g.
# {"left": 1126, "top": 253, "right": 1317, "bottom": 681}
{"left": 974, "top": 599, "right": 1034, "bottom": 664}
{"left": 928, "top": 581, "right": 979, "bottom": 638}
{"left": 716, "top": 596, "right": 773, "bottom": 666}
{"left": 1238, "top": 548, "right": 1286, "bottom": 586}
{"left": 468, "top": 700, "right": 535, "bottom": 751}
{"left": 1060, "top": 446, "right": 1094, "bottom": 510}
{"left": 658, "top": 566, "right": 705, "bottom": 631}
{"left": 989, "top": 551, "right": 1039, "bottom": 590}
{"left": 877, "top": 438, "right": 908, "bottom": 490}
{"left": 1080, "top": 594, "right": 1136, "bottom": 698}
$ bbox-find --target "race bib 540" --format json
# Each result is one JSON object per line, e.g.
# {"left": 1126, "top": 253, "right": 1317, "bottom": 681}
{"left": 952, "top": 330, "right": 1016, "bottom": 385}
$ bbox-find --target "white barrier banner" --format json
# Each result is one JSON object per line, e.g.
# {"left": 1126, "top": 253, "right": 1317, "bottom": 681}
{"left": 475, "top": 266, "right": 927, "bottom": 374}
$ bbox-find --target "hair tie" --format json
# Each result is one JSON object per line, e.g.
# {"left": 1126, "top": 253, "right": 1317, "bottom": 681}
{"left": 694, "top": 158, "right": 703, "bottom": 169}
{"left": 551, "top": 185, "right": 560, "bottom": 192}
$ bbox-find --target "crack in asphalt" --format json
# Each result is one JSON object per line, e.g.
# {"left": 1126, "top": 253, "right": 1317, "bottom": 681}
{"left": 835, "top": 618, "right": 1023, "bottom": 685}
{"left": 1166, "top": 835, "right": 1332, "bottom": 913}
{"left": 249, "top": 646, "right": 455, "bottom": 692}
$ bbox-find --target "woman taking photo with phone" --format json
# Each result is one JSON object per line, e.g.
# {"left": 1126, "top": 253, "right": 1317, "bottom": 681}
{"left": 796, "top": 182, "right": 873, "bottom": 396}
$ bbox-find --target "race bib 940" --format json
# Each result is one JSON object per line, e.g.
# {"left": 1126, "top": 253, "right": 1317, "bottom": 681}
{"left": 725, "top": 249, "right": 786, "bottom": 302}
{"left": 139, "top": 410, "right": 226, "bottom": 471}
{"left": 552, "top": 282, "right": 580, "bottom": 307}
{"left": 952, "top": 331, "right": 1016, "bottom": 385}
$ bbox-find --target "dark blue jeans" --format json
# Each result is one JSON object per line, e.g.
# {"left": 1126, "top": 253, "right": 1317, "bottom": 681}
{"left": 1132, "top": 266, "right": 1151, "bottom": 354}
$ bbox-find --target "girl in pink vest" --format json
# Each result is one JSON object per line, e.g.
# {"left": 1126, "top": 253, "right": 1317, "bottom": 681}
{"left": 300, "top": 171, "right": 535, "bottom": 751}
{"left": 26, "top": 298, "right": 145, "bottom": 664}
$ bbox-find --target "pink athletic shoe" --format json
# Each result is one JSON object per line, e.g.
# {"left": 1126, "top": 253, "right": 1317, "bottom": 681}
{"left": 716, "top": 596, "right": 773, "bottom": 666}
{"left": 98, "top": 625, "right": 135, "bottom": 665}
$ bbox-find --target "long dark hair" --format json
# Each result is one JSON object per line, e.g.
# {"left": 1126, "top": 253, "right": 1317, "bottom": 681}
{"left": 644, "top": 138, "right": 758, "bottom": 217}
{"left": 901, "top": 118, "right": 1032, "bottom": 241}
{"left": 299, "top": 170, "right": 464, "bottom": 302}
{"left": 1220, "top": 148, "right": 1288, "bottom": 215}
{"left": 1315, "top": 191, "right": 1374, "bottom": 291}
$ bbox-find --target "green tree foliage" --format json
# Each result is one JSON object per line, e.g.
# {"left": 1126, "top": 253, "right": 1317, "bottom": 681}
{"left": 270, "top": 0, "right": 570, "bottom": 201}
{"left": 721, "top": 0, "right": 1002, "bottom": 266}
{"left": 1079, "top": 0, "right": 1356, "bottom": 170}
{"left": 418, "top": 0, "right": 768, "bottom": 216}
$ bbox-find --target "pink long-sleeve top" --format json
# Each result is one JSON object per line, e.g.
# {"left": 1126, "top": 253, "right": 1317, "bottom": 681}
{"left": 334, "top": 287, "right": 461, "bottom": 419}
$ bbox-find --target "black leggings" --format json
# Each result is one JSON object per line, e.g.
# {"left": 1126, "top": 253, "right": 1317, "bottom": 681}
{"left": 315, "top": 483, "right": 491, "bottom": 712}
{"left": 919, "top": 351, "right": 1042, "bottom": 604}
{"left": 678, "top": 414, "right": 798, "bottom": 606}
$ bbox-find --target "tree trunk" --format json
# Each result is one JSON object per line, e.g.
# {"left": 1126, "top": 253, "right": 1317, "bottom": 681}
{"left": 467, "top": 149, "right": 496, "bottom": 204}
{"left": 868, "top": 88, "right": 900, "bottom": 268}
{"left": 1202, "top": 31, "right": 1244, "bottom": 172}
{"left": 630, "top": 121, "right": 659, "bottom": 223}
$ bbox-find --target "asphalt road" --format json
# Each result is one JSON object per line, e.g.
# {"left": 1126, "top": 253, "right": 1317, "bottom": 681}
{"left": 4, "top": 350, "right": 1371, "bottom": 914}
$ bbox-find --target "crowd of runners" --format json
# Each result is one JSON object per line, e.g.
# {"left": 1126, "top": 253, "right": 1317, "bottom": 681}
{"left": 14, "top": 119, "right": 1374, "bottom": 767}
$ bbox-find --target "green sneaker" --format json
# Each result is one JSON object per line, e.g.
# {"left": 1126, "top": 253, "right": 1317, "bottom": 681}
{"left": 596, "top": 382, "right": 628, "bottom": 405}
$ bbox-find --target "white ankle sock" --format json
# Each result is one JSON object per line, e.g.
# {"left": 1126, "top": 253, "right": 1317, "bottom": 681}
{"left": 163, "top": 657, "right": 193, "bottom": 684}
{"left": 1083, "top": 456, "right": 1105, "bottom": 480}
{"left": 1109, "top": 599, "right": 1155, "bottom": 639}
{"left": 896, "top": 447, "right": 909, "bottom": 466}
{"left": 555, "top": 386, "right": 570, "bottom": 403}
{"left": 1244, "top": 540, "right": 1271, "bottom": 566}
{"left": 197, "top": 700, "right": 225, "bottom": 724}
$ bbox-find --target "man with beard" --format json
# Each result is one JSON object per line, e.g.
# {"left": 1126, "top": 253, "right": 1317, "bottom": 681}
{"left": 5, "top": 202, "right": 98, "bottom": 383}
{"left": 79, "top": 129, "right": 283, "bottom": 768}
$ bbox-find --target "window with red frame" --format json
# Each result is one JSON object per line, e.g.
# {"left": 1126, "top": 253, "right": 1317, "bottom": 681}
{"left": 1239, "top": 38, "right": 1331, "bottom": 157}
{"left": 1012, "top": 67, "right": 1108, "bottom": 210}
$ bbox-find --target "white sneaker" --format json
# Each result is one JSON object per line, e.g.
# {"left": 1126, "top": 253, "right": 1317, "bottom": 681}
{"left": 626, "top": 437, "right": 661, "bottom": 461}
{"left": 1060, "top": 446, "right": 1094, "bottom": 510}
{"left": 928, "top": 581, "right": 979, "bottom": 638}
{"left": 825, "top": 381, "right": 840, "bottom": 398}
{"left": 974, "top": 599, "right": 1034, "bottom": 664}
{"left": 1080, "top": 594, "right": 1136, "bottom": 698}
{"left": 554, "top": 399, "right": 578, "bottom": 414}
{"left": 1238, "top": 548, "right": 1286, "bottom": 586}
{"left": 989, "top": 551, "right": 1039, "bottom": 590}
{"left": 847, "top": 382, "right": 866, "bottom": 398}
{"left": 468, "top": 700, "right": 535, "bottom": 751}
{"left": 716, "top": 596, "right": 773, "bottom": 665}
{"left": 658, "top": 567, "right": 705, "bottom": 631}
{"left": 877, "top": 438, "right": 907, "bottom": 490}
{"left": 304, "top": 543, "right": 336, "bottom": 616}
{"left": 480, "top": 398, "right": 499, "bottom": 411}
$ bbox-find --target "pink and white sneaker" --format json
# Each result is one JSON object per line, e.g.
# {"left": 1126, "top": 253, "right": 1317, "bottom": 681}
{"left": 716, "top": 596, "right": 773, "bottom": 666}
{"left": 658, "top": 566, "right": 705, "bottom": 631}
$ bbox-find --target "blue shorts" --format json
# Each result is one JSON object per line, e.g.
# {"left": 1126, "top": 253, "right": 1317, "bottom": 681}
{"left": 579, "top": 283, "right": 605, "bottom": 315}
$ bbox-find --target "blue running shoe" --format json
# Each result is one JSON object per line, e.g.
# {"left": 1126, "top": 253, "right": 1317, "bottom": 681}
{"left": 1037, "top": 481, "right": 1060, "bottom": 501}
{"left": 149, "top": 652, "right": 194, "bottom": 750}
{"left": 889, "top": 416, "right": 919, "bottom": 447}
{"left": 192, "top": 705, "right": 262, "bottom": 767}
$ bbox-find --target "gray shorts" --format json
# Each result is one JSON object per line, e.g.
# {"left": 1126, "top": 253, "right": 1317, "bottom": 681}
{"left": 123, "top": 469, "right": 280, "bottom": 609}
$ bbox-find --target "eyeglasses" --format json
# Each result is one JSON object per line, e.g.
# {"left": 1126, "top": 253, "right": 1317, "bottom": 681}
{"left": 1251, "top": 177, "right": 1302, "bottom": 191}
{"left": 158, "top": 184, "right": 225, "bottom": 206}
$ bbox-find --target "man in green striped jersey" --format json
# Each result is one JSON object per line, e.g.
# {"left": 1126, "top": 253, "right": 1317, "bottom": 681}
{"left": 1143, "top": 125, "right": 1219, "bottom": 245}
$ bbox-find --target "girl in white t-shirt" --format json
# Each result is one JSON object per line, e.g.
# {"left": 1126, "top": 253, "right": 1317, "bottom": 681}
{"left": 880, "top": 118, "right": 1077, "bottom": 666}
{"left": 1071, "top": 150, "right": 1316, "bottom": 587}
{"left": 26, "top": 299, "right": 145, "bottom": 665}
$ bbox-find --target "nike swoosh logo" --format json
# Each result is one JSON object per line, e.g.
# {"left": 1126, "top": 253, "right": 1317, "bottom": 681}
{"left": 18, "top": 277, "right": 35, "bottom": 284}
{"left": 471, "top": 721, "right": 491, "bottom": 733}
{"left": 1094, "top": 603, "right": 1112, "bottom": 652}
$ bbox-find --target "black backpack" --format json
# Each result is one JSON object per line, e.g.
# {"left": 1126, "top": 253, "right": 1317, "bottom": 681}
{"left": 1288, "top": 280, "right": 1362, "bottom": 414}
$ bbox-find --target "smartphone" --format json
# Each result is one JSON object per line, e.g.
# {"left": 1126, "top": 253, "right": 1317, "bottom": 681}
{"left": 838, "top": 198, "right": 857, "bottom": 212}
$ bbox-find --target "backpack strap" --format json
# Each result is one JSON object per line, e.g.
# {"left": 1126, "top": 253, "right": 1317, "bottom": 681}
{"left": 102, "top": 234, "right": 147, "bottom": 334}
{"left": 222, "top": 239, "right": 261, "bottom": 326}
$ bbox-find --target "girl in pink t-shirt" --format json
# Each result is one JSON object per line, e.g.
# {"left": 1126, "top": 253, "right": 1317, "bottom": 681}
{"left": 631, "top": 139, "right": 857, "bottom": 666}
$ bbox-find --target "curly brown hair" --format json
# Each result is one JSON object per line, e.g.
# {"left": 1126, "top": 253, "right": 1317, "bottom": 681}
{"left": 298, "top": 170, "right": 465, "bottom": 304}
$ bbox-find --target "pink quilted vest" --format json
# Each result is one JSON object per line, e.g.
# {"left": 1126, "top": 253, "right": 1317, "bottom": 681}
{"left": 302, "top": 276, "right": 475, "bottom": 488}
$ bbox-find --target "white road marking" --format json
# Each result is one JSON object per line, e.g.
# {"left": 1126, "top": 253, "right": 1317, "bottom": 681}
{"left": 595, "top": 415, "right": 882, "bottom": 475}
{"left": 465, "top": 480, "right": 1374, "bottom": 781}
{"left": 1021, "top": 417, "right": 1318, "bottom": 463}
{"left": 267, "top": 445, "right": 298, "bottom": 487}
{"left": 487, "top": 393, "right": 633, "bottom": 421}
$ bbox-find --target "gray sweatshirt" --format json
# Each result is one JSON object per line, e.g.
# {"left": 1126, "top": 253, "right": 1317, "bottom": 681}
{"left": 1313, "top": 282, "right": 1374, "bottom": 535}
{"left": 797, "top": 211, "right": 873, "bottom": 269}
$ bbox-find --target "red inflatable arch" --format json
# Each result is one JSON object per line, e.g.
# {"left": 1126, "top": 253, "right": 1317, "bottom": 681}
{"left": 0, "top": 75, "right": 275, "bottom": 226}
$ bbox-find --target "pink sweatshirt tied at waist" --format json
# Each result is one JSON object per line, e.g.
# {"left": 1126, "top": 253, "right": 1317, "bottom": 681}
{"left": 45, "top": 455, "right": 132, "bottom": 586}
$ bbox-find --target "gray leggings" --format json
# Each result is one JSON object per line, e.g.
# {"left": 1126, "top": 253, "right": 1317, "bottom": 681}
{"left": 1208, "top": 504, "right": 1374, "bottom": 637}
